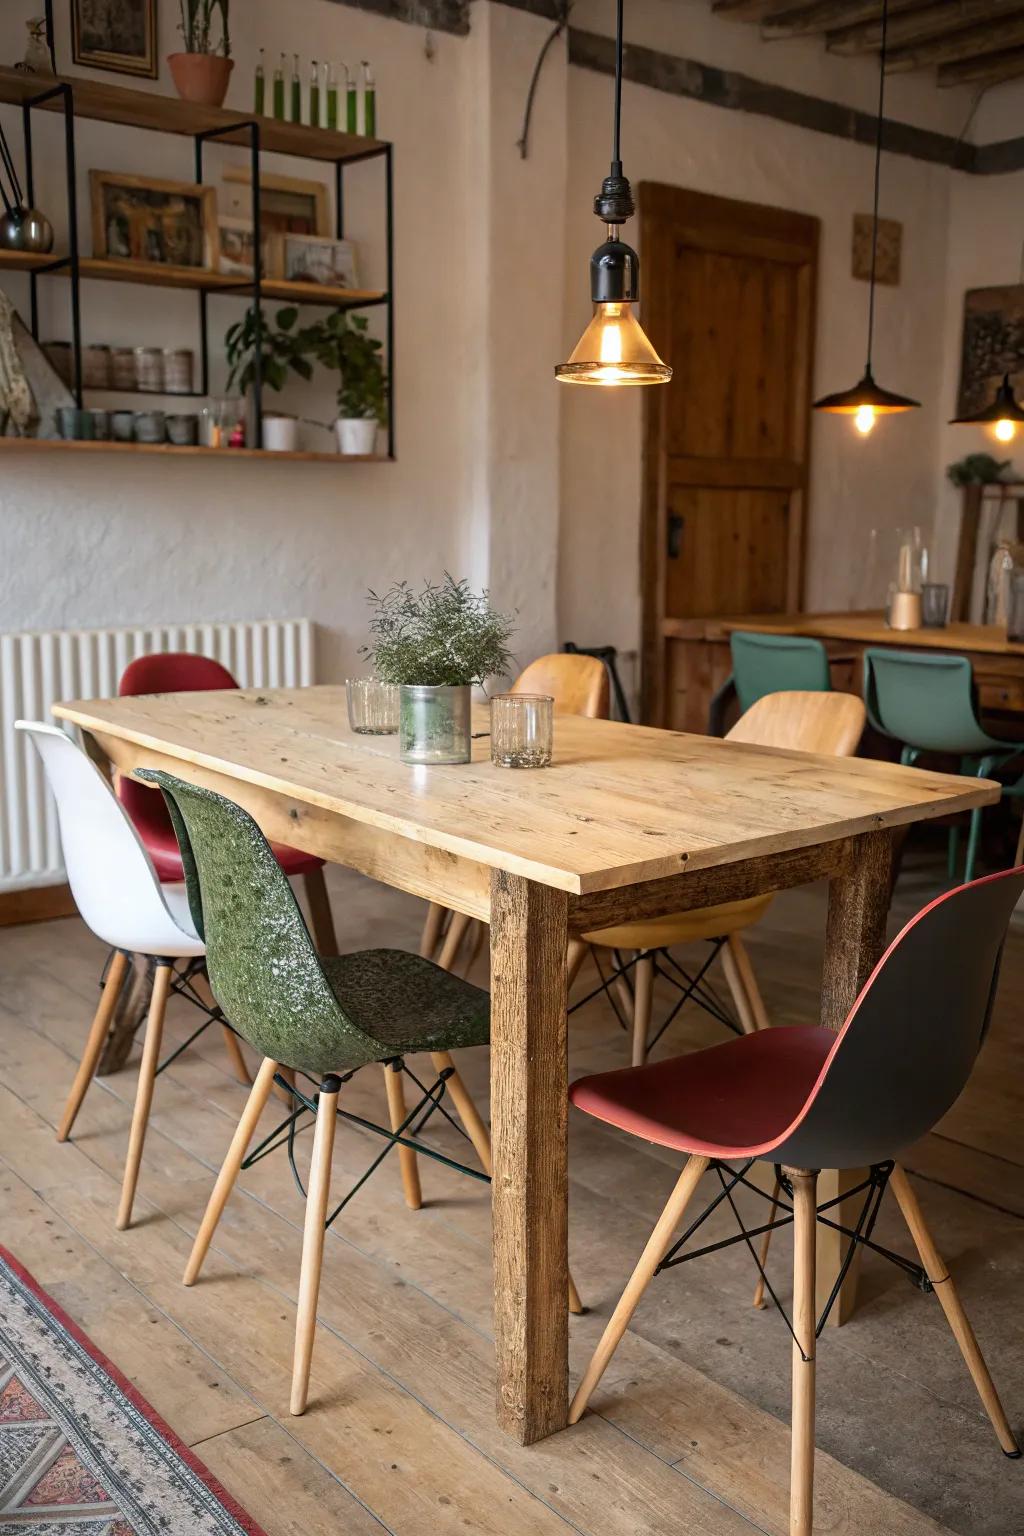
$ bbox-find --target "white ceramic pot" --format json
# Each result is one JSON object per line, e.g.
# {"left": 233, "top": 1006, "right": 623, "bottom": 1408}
{"left": 335, "top": 417, "right": 378, "bottom": 455}
{"left": 262, "top": 413, "right": 298, "bottom": 452}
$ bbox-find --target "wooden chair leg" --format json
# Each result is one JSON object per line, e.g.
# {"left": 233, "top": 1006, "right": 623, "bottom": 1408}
{"left": 569, "top": 1155, "right": 709, "bottom": 1423}
{"left": 302, "top": 866, "right": 338, "bottom": 957}
{"left": 219, "top": 1024, "right": 253, "bottom": 1086}
{"left": 889, "top": 1165, "right": 1019, "bottom": 1456}
{"left": 566, "top": 939, "right": 588, "bottom": 993}
{"left": 437, "top": 911, "right": 472, "bottom": 971}
{"left": 721, "top": 941, "right": 758, "bottom": 1035}
{"left": 291, "top": 1078, "right": 339, "bottom": 1416}
{"left": 384, "top": 1062, "right": 422, "bottom": 1210}
{"left": 727, "top": 933, "right": 771, "bottom": 1031}
{"left": 58, "top": 949, "right": 128, "bottom": 1143}
{"left": 631, "top": 952, "right": 655, "bottom": 1066}
{"left": 753, "top": 1172, "right": 782, "bottom": 1309}
{"left": 462, "top": 920, "right": 487, "bottom": 978}
{"left": 184, "top": 1056, "right": 279, "bottom": 1285}
{"left": 787, "top": 1166, "right": 818, "bottom": 1536}
{"left": 420, "top": 901, "right": 447, "bottom": 960}
{"left": 116, "top": 960, "right": 172, "bottom": 1231}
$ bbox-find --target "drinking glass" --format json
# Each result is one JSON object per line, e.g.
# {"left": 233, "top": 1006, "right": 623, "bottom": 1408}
{"left": 346, "top": 678, "right": 399, "bottom": 735}
{"left": 490, "top": 693, "right": 553, "bottom": 768}
{"left": 921, "top": 582, "right": 950, "bottom": 629}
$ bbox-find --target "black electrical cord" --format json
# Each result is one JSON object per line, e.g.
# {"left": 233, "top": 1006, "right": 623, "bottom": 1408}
{"left": 865, "top": 0, "right": 888, "bottom": 374}
{"left": 516, "top": 1, "right": 572, "bottom": 160}
{"left": 611, "top": 0, "right": 624, "bottom": 176}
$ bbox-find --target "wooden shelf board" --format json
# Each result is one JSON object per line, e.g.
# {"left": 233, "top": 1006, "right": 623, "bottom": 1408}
{"left": 0, "top": 248, "right": 66, "bottom": 273}
{"left": 0, "top": 66, "right": 388, "bottom": 164}
{"left": 0, "top": 437, "right": 390, "bottom": 464}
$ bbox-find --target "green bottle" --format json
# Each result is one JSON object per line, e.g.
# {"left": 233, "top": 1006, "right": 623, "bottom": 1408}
{"left": 361, "top": 60, "right": 375, "bottom": 137}
{"left": 309, "top": 59, "right": 320, "bottom": 126}
{"left": 254, "top": 48, "right": 265, "bottom": 114}
{"left": 325, "top": 62, "right": 338, "bottom": 131}
{"left": 272, "top": 52, "right": 285, "bottom": 119}
{"left": 290, "top": 54, "right": 301, "bottom": 122}
{"left": 344, "top": 62, "right": 357, "bottom": 134}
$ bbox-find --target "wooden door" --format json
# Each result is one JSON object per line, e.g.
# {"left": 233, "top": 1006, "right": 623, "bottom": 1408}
{"left": 639, "top": 184, "right": 819, "bottom": 728}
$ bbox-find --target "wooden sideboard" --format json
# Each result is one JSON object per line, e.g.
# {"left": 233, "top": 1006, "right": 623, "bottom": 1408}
{"left": 664, "top": 612, "right": 1024, "bottom": 736}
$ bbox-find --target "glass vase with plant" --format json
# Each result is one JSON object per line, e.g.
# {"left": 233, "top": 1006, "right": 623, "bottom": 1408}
{"left": 306, "top": 310, "right": 388, "bottom": 455}
{"left": 170, "top": 0, "right": 232, "bottom": 105}
{"left": 224, "top": 305, "right": 312, "bottom": 450}
{"left": 361, "top": 575, "right": 516, "bottom": 763}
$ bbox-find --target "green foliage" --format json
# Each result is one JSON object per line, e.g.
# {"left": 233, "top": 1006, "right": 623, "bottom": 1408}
{"left": 361, "top": 576, "right": 516, "bottom": 688}
{"left": 303, "top": 310, "right": 388, "bottom": 424}
{"left": 223, "top": 306, "right": 312, "bottom": 396}
{"left": 947, "top": 453, "right": 1012, "bottom": 487}
{"left": 178, "top": 0, "right": 230, "bottom": 56}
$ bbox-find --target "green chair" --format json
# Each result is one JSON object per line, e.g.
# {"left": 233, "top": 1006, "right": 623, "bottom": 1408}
{"left": 731, "top": 631, "right": 831, "bottom": 713}
{"left": 863, "top": 648, "right": 1024, "bottom": 883}
{"left": 139, "top": 768, "right": 494, "bottom": 1416}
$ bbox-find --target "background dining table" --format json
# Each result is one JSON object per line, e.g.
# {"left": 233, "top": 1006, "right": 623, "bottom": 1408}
{"left": 53, "top": 685, "right": 999, "bottom": 1445}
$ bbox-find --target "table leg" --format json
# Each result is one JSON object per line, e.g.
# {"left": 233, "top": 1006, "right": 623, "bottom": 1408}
{"left": 818, "top": 829, "right": 895, "bottom": 1325}
{"left": 489, "top": 869, "right": 569, "bottom": 1444}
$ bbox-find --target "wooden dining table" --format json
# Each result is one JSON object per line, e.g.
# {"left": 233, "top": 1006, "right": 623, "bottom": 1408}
{"left": 53, "top": 684, "right": 999, "bottom": 1446}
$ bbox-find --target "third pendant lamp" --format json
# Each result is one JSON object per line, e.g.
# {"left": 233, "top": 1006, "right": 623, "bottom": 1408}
{"left": 813, "top": 0, "right": 918, "bottom": 435}
{"left": 555, "top": 0, "right": 670, "bottom": 386}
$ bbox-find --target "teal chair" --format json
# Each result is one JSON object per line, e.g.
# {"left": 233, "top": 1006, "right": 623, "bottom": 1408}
{"left": 707, "top": 632, "right": 832, "bottom": 735}
{"left": 863, "top": 648, "right": 1024, "bottom": 882}
{"left": 139, "top": 768, "right": 494, "bottom": 1416}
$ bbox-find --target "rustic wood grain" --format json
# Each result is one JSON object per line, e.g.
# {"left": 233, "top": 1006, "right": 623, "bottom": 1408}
{"left": 820, "top": 828, "right": 895, "bottom": 1032}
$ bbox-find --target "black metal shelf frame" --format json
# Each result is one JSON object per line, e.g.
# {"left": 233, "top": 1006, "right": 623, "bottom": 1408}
{"left": 13, "top": 84, "right": 396, "bottom": 459}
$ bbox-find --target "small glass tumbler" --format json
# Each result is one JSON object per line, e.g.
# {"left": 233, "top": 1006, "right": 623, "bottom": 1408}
{"left": 921, "top": 582, "right": 950, "bottom": 629}
{"left": 490, "top": 693, "right": 554, "bottom": 769}
{"left": 346, "top": 678, "right": 399, "bottom": 735}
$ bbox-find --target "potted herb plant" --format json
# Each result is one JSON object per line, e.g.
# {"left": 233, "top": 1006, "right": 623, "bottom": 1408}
{"left": 306, "top": 310, "right": 388, "bottom": 455}
{"left": 224, "top": 305, "right": 312, "bottom": 450}
{"left": 170, "top": 0, "right": 233, "bottom": 106}
{"left": 362, "top": 576, "right": 515, "bottom": 764}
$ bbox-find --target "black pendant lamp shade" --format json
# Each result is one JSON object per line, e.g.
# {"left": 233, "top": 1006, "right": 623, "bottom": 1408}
{"left": 950, "top": 373, "right": 1024, "bottom": 443}
{"left": 556, "top": 0, "right": 670, "bottom": 386}
{"left": 813, "top": 0, "right": 918, "bottom": 433}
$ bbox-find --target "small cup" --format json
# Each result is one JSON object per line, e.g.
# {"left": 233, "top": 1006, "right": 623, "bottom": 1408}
{"left": 166, "top": 412, "right": 199, "bottom": 445}
{"left": 57, "top": 405, "right": 93, "bottom": 440}
{"left": 346, "top": 678, "right": 399, "bottom": 735}
{"left": 134, "top": 346, "right": 164, "bottom": 393}
{"left": 163, "top": 347, "right": 194, "bottom": 394}
{"left": 90, "top": 408, "right": 110, "bottom": 440}
{"left": 888, "top": 590, "right": 922, "bottom": 632}
{"left": 133, "top": 409, "right": 165, "bottom": 444}
{"left": 490, "top": 693, "right": 554, "bottom": 768}
{"left": 82, "top": 343, "right": 111, "bottom": 389}
{"left": 110, "top": 347, "right": 137, "bottom": 390}
{"left": 921, "top": 582, "right": 950, "bottom": 629}
{"left": 111, "top": 410, "right": 135, "bottom": 441}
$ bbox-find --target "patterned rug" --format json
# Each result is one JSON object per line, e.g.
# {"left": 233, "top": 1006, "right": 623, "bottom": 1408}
{"left": 0, "top": 1246, "right": 266, "bottom": 1535}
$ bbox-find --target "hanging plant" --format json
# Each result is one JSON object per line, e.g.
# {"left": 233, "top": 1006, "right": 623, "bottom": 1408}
{"left": 178, "top": 0, "right": 231, "bottom": 56}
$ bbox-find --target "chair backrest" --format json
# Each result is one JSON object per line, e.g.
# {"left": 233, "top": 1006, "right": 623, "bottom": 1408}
{"left": 139, "top": 769, "right": 385, "bottom": 1076}
{"left": 511, "top": 653, "right": 610, "bottom": 719}
{"left": 726, "top": 691, "right": 865, "bottom": 758}
{"left": 862, "top": 648, "right": 997, "bottom": 757}
{"left": 779, "top": 866, "right": 1024, "bottom": 1169}
{"left": 730, "top": 632, "right": 831, "bottom": 714}
{"left": 14, "top": 722, "right": 195, "bottom": 954}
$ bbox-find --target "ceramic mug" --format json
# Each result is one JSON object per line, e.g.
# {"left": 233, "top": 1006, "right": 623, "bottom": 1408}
{"left": 111, "top": 411, "right": 135, "bottom": 441}
{"left": 133, "top": 410, "right": 165, "bottom": 444}
{"left": 166, "top": 413, "right": 199, "bottom": 446}
{"left": 57, "top": 406, "right": 94, "bottom": 441}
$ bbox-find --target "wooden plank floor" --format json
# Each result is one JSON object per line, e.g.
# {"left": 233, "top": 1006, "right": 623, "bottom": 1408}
{"left": 0, "top": 851, "right": 1020, "bottom": 1536}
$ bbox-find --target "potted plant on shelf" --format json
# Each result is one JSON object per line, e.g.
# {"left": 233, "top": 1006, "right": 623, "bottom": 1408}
{"left": 170, "top": 0, "right": 233, "bottom": 106}
{"left": 224, "top": 305, "right": 312, "bottom": 450}
{"left": 362, "top": 576, "right": 515, "bottom": 764}
{"left": 306, "top": 310, "right": 388, "bottom": 456}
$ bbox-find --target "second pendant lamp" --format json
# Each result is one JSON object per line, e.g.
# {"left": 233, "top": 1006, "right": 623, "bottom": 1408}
{"left": 814, "top": 0, "right": 918, "bottom": 436}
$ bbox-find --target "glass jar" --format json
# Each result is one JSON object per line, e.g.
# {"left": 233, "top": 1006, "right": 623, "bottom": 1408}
{"left": 490, "top": 693, "right": 554, "bottom": 768}
{"left": 346, "top": 678, "right": 399, "bottom": 735}
{"left": 399, "top": 684, "right": 471, "bottom": 764}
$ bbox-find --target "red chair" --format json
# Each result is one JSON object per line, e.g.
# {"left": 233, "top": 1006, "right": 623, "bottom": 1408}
{"left": 118, "top": 653, "right": 337, "bottom": 956}
{"left": 567, "top": 868, "right": 1023, "bottom": 1535}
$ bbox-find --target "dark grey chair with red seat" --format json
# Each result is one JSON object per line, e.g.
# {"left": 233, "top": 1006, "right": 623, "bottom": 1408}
{"left": 567, "top": 867, "right": 1023, "bottom": 1536}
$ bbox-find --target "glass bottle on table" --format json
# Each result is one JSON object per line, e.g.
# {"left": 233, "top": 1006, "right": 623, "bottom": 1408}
{"left": 361, "top": 60, "right": 375, "bottom": 136}
{"left": 309, "top": 59, "right": 320, "bottom": 125}
{"left": 254, "top": 48, "right": 265, "bottom": 114}
{"left": 325, "top": 61, "right": 338, "bottom": 130}
{"left": 272, "top": 52, "right": 285, "bottom": 119}
{"left": 290, "top": 53, "right": 301, "bottom": 122}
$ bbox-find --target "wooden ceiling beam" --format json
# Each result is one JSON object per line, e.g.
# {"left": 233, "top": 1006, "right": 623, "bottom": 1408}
{"left": 828, "top": 0, "right": 1024, "bottom": 57}
{"left": 710, "top": 1, "right": 780, "bottom": 18}
{"left": 938, "top": 40, "right": 1024, "bottom": 83}
{"left": 759, "top": 0, "right": 923, "bottom": 41}
{"left": 886, "top": 12, "right": 1024, "bottom": 71}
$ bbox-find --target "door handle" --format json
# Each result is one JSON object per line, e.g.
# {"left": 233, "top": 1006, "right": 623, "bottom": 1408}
{"left": 667, "top": 513, "right": 684, "bottom": 559}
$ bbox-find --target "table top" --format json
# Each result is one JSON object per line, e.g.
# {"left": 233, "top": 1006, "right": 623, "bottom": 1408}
{"left": 700, "top": 611, "right": 1024, "bottom": 657}
{"left": 54, "top": 685, "right": 999, "bottom": 896}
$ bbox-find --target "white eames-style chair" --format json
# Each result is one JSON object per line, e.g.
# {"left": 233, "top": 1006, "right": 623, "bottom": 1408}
{"left": 16, "top": 721, "right": 210, "bottom": 1229}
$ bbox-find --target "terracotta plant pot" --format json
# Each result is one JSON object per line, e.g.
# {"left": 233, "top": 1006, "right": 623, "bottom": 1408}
{"left": 167, "top": 53, "right": 234, "bottom": 107}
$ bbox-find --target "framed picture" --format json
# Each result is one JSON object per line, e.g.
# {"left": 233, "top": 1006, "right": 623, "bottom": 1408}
{"left": 71, "top": 0, "right": 158, "bottom": 80}
{"left": 216, "top": 217, "right": 268, "bottom": 277}
{"left": 221, "top": 168, "right": 331, "bottom": 238}
{"left": 956, "top": 285, "right": 1024, "bottom": 420}
{"left": 272, "top": 233, "right": 359, "bottom": 289}
{"left": 851, "top": 213, "right": 902, "bottom": 286}
{"left": 90, "top": 171, "right": 217, "bottom": 270}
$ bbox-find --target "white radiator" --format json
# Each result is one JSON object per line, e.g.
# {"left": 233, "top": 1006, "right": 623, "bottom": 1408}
{"left": 0, "top": 618, "right": 315, "bottom": 892}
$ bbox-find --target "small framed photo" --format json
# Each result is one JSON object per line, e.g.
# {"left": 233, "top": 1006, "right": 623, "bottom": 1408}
{"left": 216, "top": 217, "right": 267, "bottom": 277}
{"left": 72, "top": 0, "right": 158, "bottom": 80}
{"left": 91, "top": 171, "right": 218, "bottom": 270}
{"left": 852, "top": 213, "right": 902, "bottom": 287}
{"left": 273, "top": 233, "right": 359, "bottom": 289}
{"left": 221, "top": 168, "right": 331, "bottom": 238}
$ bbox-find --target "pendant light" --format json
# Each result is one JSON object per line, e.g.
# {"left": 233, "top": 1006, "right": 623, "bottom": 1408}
{"left": 950, "top": 373, "right": 1024, "bottom": 445}
{"left": 813, "top": 0, "right": 918, "bottom": 434}
{"left": 555, "top": 0, "right": 670, "bottom": 386}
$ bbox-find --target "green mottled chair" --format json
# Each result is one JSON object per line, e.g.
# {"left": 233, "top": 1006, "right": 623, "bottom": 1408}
{"left": 139, "top": 768, "right": 494, "bottom": 1416}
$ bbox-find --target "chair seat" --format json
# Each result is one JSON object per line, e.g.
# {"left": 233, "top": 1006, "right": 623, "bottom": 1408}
{"left": 570, "top": 1025, "right": 833, "bottom": 1159}
{"left": 132, "top": 809, "right": 324, "bottom": 884}
{"left": 322, "top": 949, "right": 490, "bottom": 1059}
{"left": 584, "top": 894, "right": 773, "bottom": 951}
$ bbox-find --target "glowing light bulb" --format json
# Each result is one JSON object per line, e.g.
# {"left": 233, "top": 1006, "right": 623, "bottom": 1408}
{"left": 854, "top": 404, "right": 876, "bottom": 436}
{"left": 994, "top": 418, "right": 1017, "bottom": 443}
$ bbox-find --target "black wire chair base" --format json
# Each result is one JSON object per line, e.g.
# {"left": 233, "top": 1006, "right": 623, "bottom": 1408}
{"left": 569, "top": 939, "right": 742, "bottom": 1046}
{"left": 152, "top": 957, "right": 248, "bottom": 1077}
{"left": 653, "top": 1159, "right": 929, "bottom": 1360}
{"left": 240, "top": 1060, "right": 490, "bottom": 1231}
